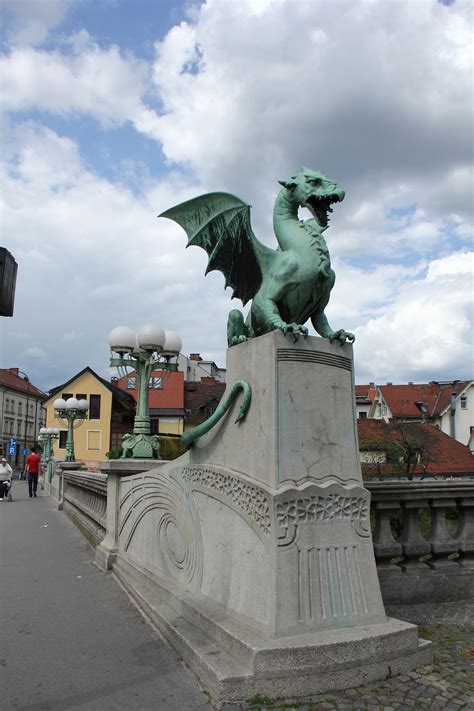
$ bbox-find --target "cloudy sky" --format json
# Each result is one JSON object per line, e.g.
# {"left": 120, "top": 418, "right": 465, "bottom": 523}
{"left": 0, "top": 0, "right": 472, "bottom": 392}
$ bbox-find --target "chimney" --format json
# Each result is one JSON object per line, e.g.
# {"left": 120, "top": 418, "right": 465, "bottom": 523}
{"left": 408, "top": 381, "right": 413, "bottom": 385}
{"left": 189, "top": 353, "right": 202, "bottom": 361}
{"left": 450, "top": 392, "right": 457, "bottom": 439}
{"left": 386, "top": 382, "right": 392, "bottom": 386}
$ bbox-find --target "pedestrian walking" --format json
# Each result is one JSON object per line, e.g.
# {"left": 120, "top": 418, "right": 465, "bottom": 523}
{"left": 24, "top": 447, "right": 41, "bottom": 498}
{"left": 0, "top": 457, "right": 13, "bottom": 500}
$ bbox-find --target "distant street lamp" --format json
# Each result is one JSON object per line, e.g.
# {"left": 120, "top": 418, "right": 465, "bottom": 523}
{"left": 53, "top": 398, "right": 89, "bottom": 462}
{"left": 38, "top": 427, "right": 60, "bottom": 462}
{"left": 108, "top": 324, "right": 182, "bottom": 459}
{"left": 17, "top": 370, "right": 31, "bottom": 468}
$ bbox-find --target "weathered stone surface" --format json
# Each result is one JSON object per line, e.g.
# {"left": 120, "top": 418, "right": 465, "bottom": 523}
{"left": 105, "top": 333, "right": 429, "bottom": 705}
{"left": 191, "top": 331, "right": 360, "bottom": 488}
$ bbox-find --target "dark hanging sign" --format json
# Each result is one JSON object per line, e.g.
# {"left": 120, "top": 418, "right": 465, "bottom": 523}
{"left": 0, "top": 248, "right": 18, "bottom": 317}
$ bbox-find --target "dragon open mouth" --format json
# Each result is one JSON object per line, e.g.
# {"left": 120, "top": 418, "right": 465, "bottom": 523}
{"left": 305, "top": 194, "right": 341, "bottom": 228}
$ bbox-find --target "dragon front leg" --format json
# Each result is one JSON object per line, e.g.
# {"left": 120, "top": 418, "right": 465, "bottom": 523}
{"left": 227, "top": 309, "right": 248, "bottom": 347}
{"left": 312, "top": 313, "right": 355, "bottom": 345}
{"left": 264, "top": 297, "right": 309, "bottom": 342}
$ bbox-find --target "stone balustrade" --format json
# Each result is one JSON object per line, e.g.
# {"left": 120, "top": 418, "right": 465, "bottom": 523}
{"left": 54, "top": 467, "right": 474, "bottom": 605}
{"left": 60, "top": 468, "right": 107, "bottom": 547}
{"left": 367, "top": 479, "right": 474, "bottom": 603}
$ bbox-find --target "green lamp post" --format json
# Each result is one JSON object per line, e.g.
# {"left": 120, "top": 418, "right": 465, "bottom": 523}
{"left": 38, "top": 426, "right": 60, "bottom": 482}
{"left": 53, "top": 398, "right": 89, "bottom": 462}
{"left": 108, "top": 324, "right": 182, "bottom": 459}
{"left": 38, "top": 427, "right": 60, "bottom": 461}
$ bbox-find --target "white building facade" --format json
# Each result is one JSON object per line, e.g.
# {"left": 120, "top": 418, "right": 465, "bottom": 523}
{"left": 0, "top": 368, "right": 47, "bottom": 464}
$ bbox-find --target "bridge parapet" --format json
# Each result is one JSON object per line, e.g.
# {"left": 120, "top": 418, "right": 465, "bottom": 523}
{"left": 54, "top": 467, "right": 474, "bottom": 606}
{"left": 367, "top": 479, "right": 474, "bottom": 603}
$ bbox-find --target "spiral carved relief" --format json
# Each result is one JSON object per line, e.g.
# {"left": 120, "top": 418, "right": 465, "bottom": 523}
{"left": 119, "top": 472, "right": 202, "bottom": 588}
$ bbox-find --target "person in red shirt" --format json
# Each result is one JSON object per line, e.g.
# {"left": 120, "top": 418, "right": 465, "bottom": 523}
{"left": 25, "top": 447, "right": 41, "bottom": 498}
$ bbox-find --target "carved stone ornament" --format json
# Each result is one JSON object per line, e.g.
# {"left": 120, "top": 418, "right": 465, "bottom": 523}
{"left": 275, "top": 483, "right": 371, "bottom": 547}
{"left": 183, "top": 465, "right": 271, "bottom": 536}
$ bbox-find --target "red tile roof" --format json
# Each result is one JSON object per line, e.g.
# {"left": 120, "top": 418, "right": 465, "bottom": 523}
{"left": 0, "top": 368, "right": 48, "bottom": 398}
{"left": 358, "top": 419, "right": 474, "bottom": 477}
{"left": 378, "top": 381, "right": 470, "bottom": 419}
{"left": 115, "top": 369, "right": 184, "bottom": 410}
{"left": 355, "top": 384, "right": 377, "bottom": 403}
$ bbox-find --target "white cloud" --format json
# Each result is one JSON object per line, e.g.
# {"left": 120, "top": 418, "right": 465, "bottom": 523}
{"left": 352, "top": 251, "right": 473, "bottom": 382}
{"left": 0, "top": 121, "right": 227, "bottom": 389}
{"left": 0, "top": 0, "right": 472, "bottom": 389}
{"left": 21, "top": 346, "right": 47, "bottom": 360}
{"left": 0, "top": 39, "right": 159, "bottom": 133}
{"left": 0, "top": 0, "right": 72, "bottom": 46}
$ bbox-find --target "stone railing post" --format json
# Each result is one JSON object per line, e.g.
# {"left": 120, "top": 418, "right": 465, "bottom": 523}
{"left": 393, "top": 500, "right": 431, "bottom": 571}
{"left": 57, "top": 461, "right": 84, "bottom": 510}
{"left": 426, "top": 497, "right": 459, "bottom": 569}
{"left": 372, "top": 500, "right": 403, "bottom": 569}
{"left": 95, "top": 470, "right": 121, "bottom": 571}
{"left": 95, "top": 459, "right": 163, "bottom": 572}
{"left": 455, "top": 495, "right": 474, "bottom": 569}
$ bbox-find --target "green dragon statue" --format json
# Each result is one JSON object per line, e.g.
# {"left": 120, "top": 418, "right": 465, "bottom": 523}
{"left": 160, "top": 168, "right": 354, "bottom": 347}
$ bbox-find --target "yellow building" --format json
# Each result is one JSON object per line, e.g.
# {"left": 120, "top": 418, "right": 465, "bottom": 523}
{"left": 44, "top": 367, "right": 134, "bottom": 463}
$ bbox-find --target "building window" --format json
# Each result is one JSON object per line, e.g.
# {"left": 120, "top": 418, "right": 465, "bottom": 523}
{"left": 359, "top": 412, "right": 367, "bottom": 420}
{"left": 18, "top": 402, "right": 22, "bottom": 414}
{"left": 89, "top": 394, "right": 101, "bottom": 419}
{"left": 59, "top": 431, "right": 67, "bottom": 449}
{"left": 461, "top": 396, "right": 468, "bottom": 410}
{"left": 16, "top": 421, "right": 22, "bottom": 435}
{"left": 149, "top": 376, "right": 162, "bottom": 389}
{"left": 127, "top": 377, "right": 136, "bottom": 389}
{"left": 62, "top": 393, "right": 73, "bottom": 401}
{"left": 76, "top": 393, "right": 87, "bottom": 402}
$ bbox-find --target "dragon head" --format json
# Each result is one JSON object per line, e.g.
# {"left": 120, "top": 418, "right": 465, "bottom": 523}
{"left": 279, "top": 167, "right": 345, "bottom": 229}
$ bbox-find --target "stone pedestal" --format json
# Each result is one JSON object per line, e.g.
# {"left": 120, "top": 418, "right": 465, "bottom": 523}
{"left": 111, "top": 333, "right": 431, "bottom": 706}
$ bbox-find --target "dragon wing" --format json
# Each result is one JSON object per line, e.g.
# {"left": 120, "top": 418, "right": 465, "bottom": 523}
{"left": 159, "top": 192, "right": 273, "bottom": 305}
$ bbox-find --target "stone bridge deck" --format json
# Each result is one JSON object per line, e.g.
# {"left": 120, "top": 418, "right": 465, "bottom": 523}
{"left": 1, "top": 482, "right": 472, "bottom": 711}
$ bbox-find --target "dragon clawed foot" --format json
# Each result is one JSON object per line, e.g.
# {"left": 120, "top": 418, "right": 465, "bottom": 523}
{"left": 280, "top": 323, "right": 309, "bottom": 343}
{"left": 230, "top": 335, "right": 248, "bottom": 346}
{"left": 328, "top": 329, "right": 355, "bottom": 345}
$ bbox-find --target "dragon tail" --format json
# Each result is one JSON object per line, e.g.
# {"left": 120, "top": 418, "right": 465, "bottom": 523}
{"left": 181, "top": 379, "right": 251, "bottom": 448}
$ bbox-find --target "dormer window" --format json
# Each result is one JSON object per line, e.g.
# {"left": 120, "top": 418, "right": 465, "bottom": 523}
{"left": 415, "top": 401, "right": 428, "bottom": 414}
{"left": 461, "top": 396, "right": 468, "bottom": 410}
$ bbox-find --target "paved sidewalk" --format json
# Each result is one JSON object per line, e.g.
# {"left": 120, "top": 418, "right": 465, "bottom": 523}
{"left": 0, "top": 482, "right": 213, "bottom": 711}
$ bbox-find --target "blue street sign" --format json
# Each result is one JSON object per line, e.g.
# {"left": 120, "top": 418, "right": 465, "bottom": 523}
{"left": 8, "top": 445, "right": 17, "bottom": 456}
{"left": 9, "top": 438, "right": 16, "bottom": 446}
{"left": 22, "top": 448, "right": 28, "bottom": 456}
